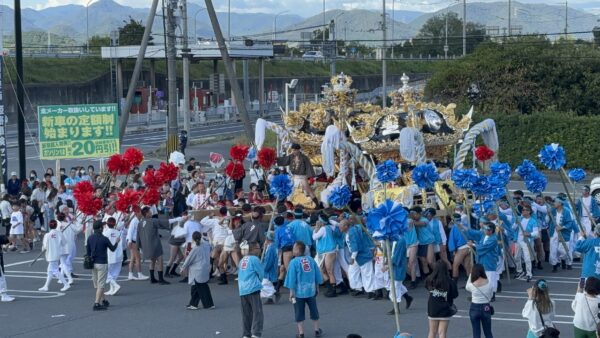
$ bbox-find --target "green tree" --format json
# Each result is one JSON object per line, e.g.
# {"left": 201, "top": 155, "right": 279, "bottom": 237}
{"left": 395, "top": 13, "right": 487, "bottom": 57}
{"left": 118, "top": 17, "right": 153, "bottom": 46}
{"left": 87, "top": 35, "right": 111, "bottom": 53}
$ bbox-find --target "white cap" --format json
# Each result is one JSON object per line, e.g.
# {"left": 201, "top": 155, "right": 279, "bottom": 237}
{"left": 10, "top": 171, "right": 16, "bottom": 176}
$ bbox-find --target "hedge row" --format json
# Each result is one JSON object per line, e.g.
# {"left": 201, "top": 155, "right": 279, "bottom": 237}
{"left": 481, "top": 111, "right": 600, "bottom": 173}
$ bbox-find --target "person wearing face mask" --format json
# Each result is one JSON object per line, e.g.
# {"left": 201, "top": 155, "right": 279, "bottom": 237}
{"left": 28, "top": 170, "right": 38, "bottom": 188}
{"left": 250, "top": 161, "right": 265, "bottom": 194}
{"left": 79, "top": 168, "right": 92, "bottom": 182}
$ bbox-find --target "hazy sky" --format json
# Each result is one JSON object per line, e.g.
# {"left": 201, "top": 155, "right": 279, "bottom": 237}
{"left": 3, "top": 0, "right": 600, "bottom": 17}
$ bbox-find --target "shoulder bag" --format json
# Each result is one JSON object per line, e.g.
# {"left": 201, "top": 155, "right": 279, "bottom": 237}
{"left": 536, "top": 302, "right": 560, "bottom": 338}
{"left": 473, "top": 283, "right": 495, "bottom": 315}
{"left": 83, "top": 236, "right": 96, "bottom": 270}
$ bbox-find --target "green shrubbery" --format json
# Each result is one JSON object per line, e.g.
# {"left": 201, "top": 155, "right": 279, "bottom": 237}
{"left": 478, "top": 111, "right": 600, "bottom": 172}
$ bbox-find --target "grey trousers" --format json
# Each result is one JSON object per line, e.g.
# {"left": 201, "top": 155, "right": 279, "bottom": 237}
{"left": 241, "top": 291, "right": 263, "bottom": 337}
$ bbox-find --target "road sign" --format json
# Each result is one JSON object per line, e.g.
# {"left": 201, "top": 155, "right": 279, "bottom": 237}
{"left": 0, "top": 54, "right": 7, "bottom": 185}
{"left": 37, "top": 104, "right": 120, "bottom": 160}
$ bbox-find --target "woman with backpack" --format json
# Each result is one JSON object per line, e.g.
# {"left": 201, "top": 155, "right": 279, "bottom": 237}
{"left": 521, "top": 279, "right": 557, "bottom": 338}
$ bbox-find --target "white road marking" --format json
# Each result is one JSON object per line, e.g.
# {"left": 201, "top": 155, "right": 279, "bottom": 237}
{"left": 4, "top": 259, "right": 35, "bottom": 267}
{"left": 6, "top": 290, "right": 65, "bottom": 299}
{"left": 455, "top": 309, "right": 574, "bottom": 324}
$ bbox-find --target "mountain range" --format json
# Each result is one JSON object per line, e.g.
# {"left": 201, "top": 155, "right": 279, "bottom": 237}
{"left": 0, "top": 0, "right": 598, "bottom": 46}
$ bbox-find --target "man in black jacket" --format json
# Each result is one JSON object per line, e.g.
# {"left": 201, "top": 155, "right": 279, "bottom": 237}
{"left": 86, "top": 221, "right": 119, "bottom": 311}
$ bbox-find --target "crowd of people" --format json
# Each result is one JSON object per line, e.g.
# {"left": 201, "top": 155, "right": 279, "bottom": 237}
{"left": 1, "top": 145, "right": 600, "bottom": 338}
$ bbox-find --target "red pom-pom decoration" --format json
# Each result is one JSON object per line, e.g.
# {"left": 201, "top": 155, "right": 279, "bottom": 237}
{"left": 76, "top": 192, "right": 103, "bottom": 216}
{"left": 143, "top": 169, "right": 164, "bottom": 188}
{"left": 141, "top": 189, "right": 161, "bottom": 206}
{"left": 123, "top": 147, "right": 144, "bottom": 167}
{"left": 115, "top": 189, "right": 143, "bottom": 213}
{"left": 230, "top": 144, "right": 250, "bottom": 162}
{"left": 73, "top": 181, "right": 94, "bottom": 200}
{"left": 157, "top": 162, "right": 179, "bottom": 182}
{"left": 106, "top": 154, "right": 132, "bottom": 175}
{"left": 257, "top": 147, "right": 276, "bottom": 169}
{"left": 225, "top": 161, "right": 245, "bottom": 180}
{"left": 475, "top": 145, "right": 495, "bottom": 162}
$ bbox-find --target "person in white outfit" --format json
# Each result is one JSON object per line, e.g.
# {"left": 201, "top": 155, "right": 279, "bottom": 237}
{"left": 0, "top": 234, "right": 14, "bottom": 302}
{"left": 126, "top": 208, "right": 148, "bottom": 281}
{"left": 57, "top": 212, "right": 82, "bottom": 283}
{"left": 103, "top": 217, "right": 123, "bottom": 295}
{"left": 39, "top": 220, "right": 70, "bottom": 292}
{"left": 522, "top": 279, "right": 556, "bottom": 338}
{"left": 572, "top": 276, "right": 600, "bottom": 337}
{"left": 9, "top": 203, "right": 28, "bottom": 253}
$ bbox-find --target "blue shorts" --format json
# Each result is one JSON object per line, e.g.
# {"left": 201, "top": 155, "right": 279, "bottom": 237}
{"left": 293, "top": 296, "right": 319, "bottom": 322}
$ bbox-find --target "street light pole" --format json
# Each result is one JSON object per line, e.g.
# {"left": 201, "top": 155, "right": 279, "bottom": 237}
{"left": 228, "top": 0, "right": 231, "bottom": 41}
{"left": 322, "top": 0, "right": 325, "bottom": 54}
{"left": 462, "top": 0, "right": 466, "bottom": 56}
{"left": 382, "top": 0, "right": 387, "bottom": 108}
{"left": 181, "top": 0, "right": 191, "bottom": 134}
{"left": 86, "top": 0, "right": 92, "bottom": 54}
{"left": 194, "top": 7, "right": 206, "bottom": 42}
{"left": 273, "top": 10, "right": 289, "bottom": 41}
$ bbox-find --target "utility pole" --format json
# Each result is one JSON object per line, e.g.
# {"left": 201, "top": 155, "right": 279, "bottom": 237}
{"left": 391, "top": 0, "right": 394, "bottom": 59}
{"left": 166, "top": 0, "right": 179, "bottom": 154}
{"left": 508, "top": 0, "right": 511, "bottom": 37}
{"left": 462, "top": 0, "right": 467, "bottom": 56}
{"left": 330, "top": 19, "right": 336, "bottom": 76}
{"left": 204, "top": 0, "right": 254, "bottom": 140}
{"left": 322, "top": 0, "right": 325, "bottom": 55}
{"left": 382, "top": 0, "right": 387, "bottom": 108}
{"left": 119, "top": 0, "right": 159, "bottom": 141}
{"left": 444, "top": 11, "right": 448, "bottom": 59}
{"left": 228, "top": 0, "right": 231, "bottom": 41}
{"left": 181, "top": 0, "right": 191, "bottom": 133}
{"left": 14, "top": 0, "right": 26, "bottom": 179}
{"left": 565, "top": 0, "right": 568, "bottom": 36}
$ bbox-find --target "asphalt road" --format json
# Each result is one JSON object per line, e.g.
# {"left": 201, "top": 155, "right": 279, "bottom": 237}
{"left": 0, "top": 230, "right": 584, "bottom": 338}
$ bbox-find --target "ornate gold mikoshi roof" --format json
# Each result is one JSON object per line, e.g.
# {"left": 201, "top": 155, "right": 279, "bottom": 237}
{"left": 283, "top": 73, "right": 472, "bottom": 161}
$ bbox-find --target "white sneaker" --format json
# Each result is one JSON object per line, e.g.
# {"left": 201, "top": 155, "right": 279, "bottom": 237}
{"left": 1, "top": 294, "right": 15, "bottom": 302}
{"left": 67, "top": 277, "right": 74, "bottom": 285}
{"left": 60, "top": 284, "right": 70, "bottom": 292}
{"left": 112, "top": 283, "right": 121, "bottom": 295}
{"left": 38, "top": 286, "right": 49, "bottom": 292}
{"left": 104, "top": 284, "right": 115, "bottom": 296}
{"left": 128, "top": 272, "right": 136, "bottom": 281}
{"left": 137, "top": 273, "right": 149, "bottom": 281}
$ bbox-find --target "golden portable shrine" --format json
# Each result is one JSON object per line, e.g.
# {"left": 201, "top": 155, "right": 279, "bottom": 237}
{"left": 253, "top": 73, "right": 499, "bottom": 213}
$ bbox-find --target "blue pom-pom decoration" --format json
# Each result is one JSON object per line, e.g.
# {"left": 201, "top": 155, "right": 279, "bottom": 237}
{"left": 567, "top": 168, "right": 586, "bottom": 183}
{"left": 269, "top": 174, "right": 293, "bottom": 200}
{"left": 515, "top": 159, "right": 537, "bottom": 179}
{"left": 452, "top": 169, "right": 479, "bottom": 190}
{"left": 376, "top": 159, "right": 399, "bottom": 184}
{"left": 525, "top": 170, "right": 547, "bottom": 194}
{"left": 490, "top": 162, "right": 512, "bottom": 186}
{"left": 538, "top": 143, "right": 566, "bottom": 171}
{"left": 487, "top": 175, "right": 507, "bottom": 201}
{"left": 471, "top": 176, "right": 491, "bottom": 197}
{"left": 366, "top": 199, "right": 409, "bottom": 241}
{"left": 328, "top": 185, "right": 352, "bottom": 209}
{"left": 411, "top": 163, "right": 439, "bottom": 189}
